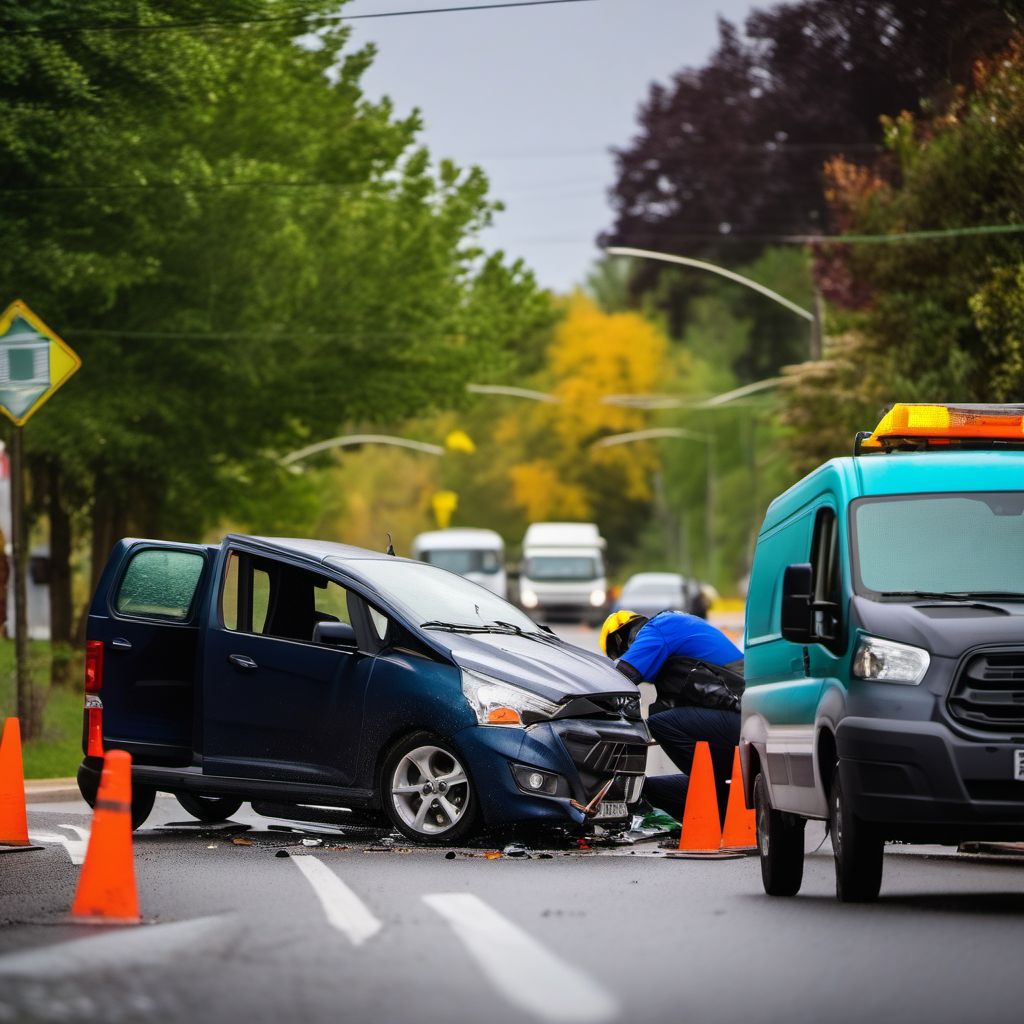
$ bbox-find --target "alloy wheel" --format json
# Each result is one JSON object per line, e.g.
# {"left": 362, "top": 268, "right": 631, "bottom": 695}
{"left": 389, "top": 744, "right": 471, "bottom": 836}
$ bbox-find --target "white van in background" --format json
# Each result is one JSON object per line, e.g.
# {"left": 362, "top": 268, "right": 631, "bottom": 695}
{"left": 410, "top": 528, "right": 506, "bottom": 598}
{"left": 519, "top": 522, "right": 607, "bottom": 624}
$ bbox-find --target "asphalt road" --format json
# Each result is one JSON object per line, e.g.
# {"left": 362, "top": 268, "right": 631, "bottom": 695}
{"left": 3, "top": 621, "right": 1024, "bottom": 1024}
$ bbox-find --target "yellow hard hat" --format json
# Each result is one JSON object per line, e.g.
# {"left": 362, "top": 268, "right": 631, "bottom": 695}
{"left": 600, "top": 610, "right": 639, "bottom": 655}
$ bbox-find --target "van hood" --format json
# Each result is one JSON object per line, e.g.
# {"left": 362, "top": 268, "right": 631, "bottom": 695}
{"left": 852, "top": 595, "right": 1024, "bottom": 658}
{"left": 436, "top": 632, "right": 635, "bottom": 702}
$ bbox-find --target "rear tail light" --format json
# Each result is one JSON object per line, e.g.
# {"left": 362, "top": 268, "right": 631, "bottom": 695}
{"left": 84, "top": 640, "right": 104, "bottom": 694}
{"left": 84, "top": 640, "right": 104, "bottom": 756}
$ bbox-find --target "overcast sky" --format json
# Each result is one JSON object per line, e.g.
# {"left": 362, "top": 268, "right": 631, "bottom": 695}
{"left": 342, "top": 0, "right": 756, "bottom": 293}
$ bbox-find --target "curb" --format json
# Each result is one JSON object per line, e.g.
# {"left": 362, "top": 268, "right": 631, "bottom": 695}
{"left": 25, "top": 777, "right": 81, "bottom": 803}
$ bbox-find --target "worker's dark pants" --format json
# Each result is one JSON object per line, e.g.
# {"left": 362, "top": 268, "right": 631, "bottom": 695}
{"left": 643, "top": 707, "right": 741, "bottom": 823}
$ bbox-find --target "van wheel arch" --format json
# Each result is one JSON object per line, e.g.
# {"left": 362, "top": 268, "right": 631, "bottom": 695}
{"left": 817, "top": 727, "right": 837, "bottom": 800}
{"left": 744, "top": 745, "right": 763, "bottom": 809}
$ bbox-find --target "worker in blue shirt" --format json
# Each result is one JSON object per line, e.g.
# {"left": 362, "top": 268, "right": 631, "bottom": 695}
{"left": 601, "top": 609, "right": 743, "bottom": 822}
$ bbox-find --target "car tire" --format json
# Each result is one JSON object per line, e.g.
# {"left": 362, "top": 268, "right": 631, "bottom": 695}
{"left": 175, "top": 793, "right": 244, "bottom": 823}
{"left": 131, "top": 785, "right": 157, "bottom": 830}
{"left": 754, "top": 772, "right": 805, "bottom": 897}
{"left": 381, "top": 732, "right": 479, "bottom": 845}
{"left": 830, "top": 765, "right": 884, "bottom": 903}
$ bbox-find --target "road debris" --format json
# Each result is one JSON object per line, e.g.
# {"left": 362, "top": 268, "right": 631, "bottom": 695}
{"left": 484, "top": 850, "right": 502, "bottom": 860}
{"left": 231, "top": 837, "right": 254, "bottom": 846}
{"left": 502, "top": 843, "right": 531, "bottom": 859}
{"left": 274, "top": 850, "right": 289, "bottom": 858}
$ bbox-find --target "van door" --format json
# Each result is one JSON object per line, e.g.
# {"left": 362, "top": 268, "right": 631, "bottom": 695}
{"left": 90, "top": 541, "right": 212, "bottom": 765}
{"left": 201, "top": 546, "right": 379, "bottom": 789}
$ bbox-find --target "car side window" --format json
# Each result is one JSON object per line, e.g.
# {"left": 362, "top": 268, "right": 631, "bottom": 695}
{"left": 810, "top": 506, "right": 842, "bottom": 647}
{"left": 115, "top": 548, "right": 205, "bottom": 621}
{"left": 221, "top": 551, "right": 357, "bottom": 644}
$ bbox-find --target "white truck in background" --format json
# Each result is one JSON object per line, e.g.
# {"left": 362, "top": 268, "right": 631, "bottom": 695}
{"left": 410, "top": 528, "right": 507, "bottom": 599}
{"left": 518, "top": 522, "right": 608, "bottom": 624}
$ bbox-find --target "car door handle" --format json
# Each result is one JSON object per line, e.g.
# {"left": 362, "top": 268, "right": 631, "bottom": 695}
{"left": 111, "top": 638, "right": 133, "bottom": 651}
{"left": 228, "top": 654, "right": 258, "bottom": 671}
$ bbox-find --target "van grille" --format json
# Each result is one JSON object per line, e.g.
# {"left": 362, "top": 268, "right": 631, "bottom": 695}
{"left": 948, "top": 650, "right": 1024, "bottom": 731}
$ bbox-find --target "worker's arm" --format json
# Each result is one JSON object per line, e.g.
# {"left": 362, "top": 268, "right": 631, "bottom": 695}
{"left": 613, "top": 658, "right": 643, "bottom": 684}
{"left": 612, "top": 624, "right": 667, "bottom": 683}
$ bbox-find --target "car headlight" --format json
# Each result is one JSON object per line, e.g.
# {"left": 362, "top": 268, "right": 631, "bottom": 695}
{"left": 461, "top": 669, "right": 562, "bottom": 727}
{"left": 852, "top": 635, "right": 930, "bottom": 685}
{"left": 589, "top": 589, "right": 606, "bottom": 607}
{"left": 520, "top": 589, "right": 539, "bottom": 609}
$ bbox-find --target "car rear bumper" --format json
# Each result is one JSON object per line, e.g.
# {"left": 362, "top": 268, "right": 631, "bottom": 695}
{"left": 836, "top": 716, "right": 1024, "bottom": 842}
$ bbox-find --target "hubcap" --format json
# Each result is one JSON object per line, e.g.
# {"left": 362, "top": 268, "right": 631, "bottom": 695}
{"left": 391, "top": 745, "right": 470, "bottom": 835}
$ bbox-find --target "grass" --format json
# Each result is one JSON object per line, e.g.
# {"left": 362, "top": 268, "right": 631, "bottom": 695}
{"left": 0, "top": 640, "right": 85, "bottom": 779}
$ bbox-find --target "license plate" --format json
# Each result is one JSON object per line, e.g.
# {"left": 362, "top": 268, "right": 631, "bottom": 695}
{"left": 595, "top": 801, "right": 628, "bottom": 820}
{"left": 1015, "top": 750, "right": 1024, "bottom": 781}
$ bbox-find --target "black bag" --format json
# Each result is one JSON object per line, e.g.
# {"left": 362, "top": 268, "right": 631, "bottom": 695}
{"left": 649, "top": 655, "right": 745, "bottom": 714}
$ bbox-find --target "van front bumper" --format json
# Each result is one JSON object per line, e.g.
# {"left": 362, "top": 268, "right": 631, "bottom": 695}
{"left": 836, "top": 716, "right": 1024, "bottom": 842}
{"left": 455, "top": 718, "right": 648, "bottom": 829}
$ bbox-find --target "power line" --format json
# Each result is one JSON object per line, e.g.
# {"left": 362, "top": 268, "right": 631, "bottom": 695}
{"left": 0, "top": 0, "right": 595, "bottom": 37}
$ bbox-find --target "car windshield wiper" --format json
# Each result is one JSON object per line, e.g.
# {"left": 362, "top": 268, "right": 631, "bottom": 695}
{"left": 489, "top": 620, "right": 561, "bottom": 643}
{"left": 420, "top": 620, "right": 497, "bottom": 634}
{"left": 420, "top": 619, "right": 559, "bottom": 641}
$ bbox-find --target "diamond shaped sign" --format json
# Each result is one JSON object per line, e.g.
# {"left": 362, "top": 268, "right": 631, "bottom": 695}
{"left": 0, "top": 301, "right": 81, "bottom": 426}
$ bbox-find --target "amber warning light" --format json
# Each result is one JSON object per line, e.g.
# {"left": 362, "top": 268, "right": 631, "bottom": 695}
{"left": 858, "top": 403, "right": 1024, "bottom": 452}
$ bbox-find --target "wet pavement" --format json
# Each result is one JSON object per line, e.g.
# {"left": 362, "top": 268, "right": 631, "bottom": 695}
{"left": 3, "top": 794, "right": 1024, "bottom": 1024}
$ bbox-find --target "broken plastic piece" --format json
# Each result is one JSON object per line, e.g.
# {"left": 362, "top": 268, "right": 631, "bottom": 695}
{"left": 502, "top": 843, "right": 531, "bottom": 859}
{"left": 275, "top": 850, "right": 289, "bottom": 858}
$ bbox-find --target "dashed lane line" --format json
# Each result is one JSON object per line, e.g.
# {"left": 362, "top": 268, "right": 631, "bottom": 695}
{"left": 423, "top": 892, "right": 619, "bottom": 1024}
{"left": 27, "top": 824, "right": 90, "bottom": 865}
{"left": 291, "top": 855, "right": 382, "bottom": 946}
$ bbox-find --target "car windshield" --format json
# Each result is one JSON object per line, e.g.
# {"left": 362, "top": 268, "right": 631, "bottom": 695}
{"left": 525, "top": 556, "right": 601, "bottom": 582}
{"left": 419, "top": 549, "right": 500, "bottom": 575}
{"left": 852, "top": 493, "right": 1024, "bottom": 597}
{"left": 624, "top": 584, "right": 682, "bottom": 600}
{"left": 330, "top": 558, "right": 536, "bottom": 630}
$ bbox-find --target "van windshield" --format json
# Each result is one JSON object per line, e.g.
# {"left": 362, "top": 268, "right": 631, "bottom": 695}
{"left": 419, "top": 548, "right": 501, "bottom": 575}
{"left": 329, "top": 558, "right": 535, "bottom": 630}
{"left": 525, "top": 556, "right": 601, "bottom": 582}
{"left": 852, "top": 493, "right": 1024, "bottom": 598}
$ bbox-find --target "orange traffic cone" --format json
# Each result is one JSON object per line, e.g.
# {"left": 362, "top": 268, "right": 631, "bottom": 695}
{"left": 0, "top": 717, "right": 33, "bottom": 850}
{"left": 71, "top": 749, "right": 140, "bottom": 924}
{"left": 666, "top": 741, "right": 743, "bottom": 860}
{"left": 721, "top": 747, "right": 757, "bottom": 853}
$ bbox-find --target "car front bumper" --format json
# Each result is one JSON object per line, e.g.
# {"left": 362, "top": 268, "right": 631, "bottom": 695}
{"left": 836, "top": 715, "right": 1024, "bottom": 842}
{"left": 455, "top": 718, "right": 649, "bottom": 829}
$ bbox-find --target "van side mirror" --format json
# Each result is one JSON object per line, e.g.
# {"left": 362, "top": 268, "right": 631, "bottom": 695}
{"left": 780, "top": 563, "right": 813, "bottom": 644}
{"left": 313, "top": 620, "right": 357, "bottom": 649}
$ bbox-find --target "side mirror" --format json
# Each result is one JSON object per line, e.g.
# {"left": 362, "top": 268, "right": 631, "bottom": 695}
{"left": 780, "top": 563, "right": 813, "bottom": 644}
{"left": 313, "top": 620, "right": 357, "bottom": 648}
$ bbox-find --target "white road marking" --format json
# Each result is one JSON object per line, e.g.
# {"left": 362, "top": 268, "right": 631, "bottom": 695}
{"left": 291, "top": 855, "right": 382, "bottom": 946}
{"left": 27, "top": 824, "right": 90, "bottom": 865}
{"left": 0, "top": 916, "right": 236, "bottom": 977}
{"left": 423, "top": 893, "right": 619, "bottom": 1024}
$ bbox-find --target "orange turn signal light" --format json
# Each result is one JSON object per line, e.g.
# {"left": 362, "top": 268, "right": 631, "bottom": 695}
{"left": 862, "top": 403, "right": 1024, "bottom": 449}
{"left": 487, "top": 707, "right": 522, "bottom": 725}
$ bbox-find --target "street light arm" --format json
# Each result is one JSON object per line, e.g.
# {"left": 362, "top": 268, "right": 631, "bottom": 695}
{"left": 281, "top": 433, "right": 444, "bottom": 467}
{"left": 466, "top": 384, "right": 561, "bottom": 403}
{"left": 606, "top": 246, "right": 814, "bottom": 322}
{"left": 593, "top": 427, "right": 712, "bottom": 448}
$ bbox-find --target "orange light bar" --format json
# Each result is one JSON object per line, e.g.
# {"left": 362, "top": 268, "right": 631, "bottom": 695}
{"left": 487, "top": 707, "right": 522, "bottom": 725}
{"left": 861, "top": 403, "right": 1024, "bottom": 449}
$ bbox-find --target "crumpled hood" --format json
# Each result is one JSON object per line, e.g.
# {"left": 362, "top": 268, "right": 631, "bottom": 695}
{"left": 852, "top": 596, "right": 1024, "bottom": 658}
{"left": 436, "top": 632, "right": 636, "bottom": 702}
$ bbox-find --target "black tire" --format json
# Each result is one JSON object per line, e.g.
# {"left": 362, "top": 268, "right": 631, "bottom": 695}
{"left": 175, "top": 793, "right": 244, "bottom": 823}
{"left": 754, "top": 772, "right": 805, "bottom": 897}
{"left": 131, "top": 786, "right": 157, "bottom": 830}
{"left": 381, "top": 732, "right": 479, "bottom": 845}
{"left": 830, "top": 766, "right": 884, "bottom": 902}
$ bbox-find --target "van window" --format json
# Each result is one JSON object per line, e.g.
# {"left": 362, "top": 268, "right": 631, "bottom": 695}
{"left": 115, "top": 548, "right": 204, "bottom": 621}
{"left": 852, "top": 493, "right": 1024, "bottom": 596}
{"left": 421, "top": 548, "right": 500, "bottom": 575}
{"left": 810, "top": 507, "right": 842, "bottom": 646}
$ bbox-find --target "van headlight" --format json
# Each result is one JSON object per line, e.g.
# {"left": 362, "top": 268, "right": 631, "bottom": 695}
{"left": 589, "top": 589, "right": 606, "bottom": 607}
{"left": 520, "top": 588, "right": 539, "bottom": 609}
{"left": 852, "top": 635, "right": 930, "bottom": 685}
{"left": 461, "top": 669, "right": 561, "bottom": 727}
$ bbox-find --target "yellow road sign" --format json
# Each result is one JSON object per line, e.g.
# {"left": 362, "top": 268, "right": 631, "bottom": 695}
{"left": 0, "top": 300, "right": 81, "bottom": 426}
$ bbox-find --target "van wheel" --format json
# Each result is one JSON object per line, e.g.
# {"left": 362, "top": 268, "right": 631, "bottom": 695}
{"left": 176, "top": 793, "right": 244, "bottom": 823}
{"left": 754, "top": 773, "right": 805, "bottom": 897}
{"left": 382, "top": 733, "right": 478, "bottom": 845}
{"left": 830, "top": 766, "right": 884, "bottom": 902}
{"left": 131, "top": 786, "right": 157, "bottom": 830}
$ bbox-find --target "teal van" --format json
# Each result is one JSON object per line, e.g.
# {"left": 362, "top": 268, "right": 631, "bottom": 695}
{"left": 742, "top": 404, "right": 1024, "bottom": 902}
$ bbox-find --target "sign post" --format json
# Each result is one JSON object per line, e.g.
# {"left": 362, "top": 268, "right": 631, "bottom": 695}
{"left": 0, "top": 301, "right": 81, "bottom": 730}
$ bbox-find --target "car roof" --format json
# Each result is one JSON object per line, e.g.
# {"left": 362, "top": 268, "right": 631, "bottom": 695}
{"left": 623, "top": 572, "right": 684, "bottom": 588}
{"left": 227, "top": 534, "right": 398, "bottom": 564}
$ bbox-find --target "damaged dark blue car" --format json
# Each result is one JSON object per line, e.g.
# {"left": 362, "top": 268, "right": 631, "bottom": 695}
{"left": 77, "top": 535, "right": 650, "bottom": 843}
